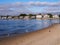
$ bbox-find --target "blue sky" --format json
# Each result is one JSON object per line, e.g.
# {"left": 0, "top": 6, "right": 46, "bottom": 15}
{"left": 0, "top": 0, "right": 59, "bottom": 3}
{"left": 0, "top": 0, "right": 60, "bottom": 15}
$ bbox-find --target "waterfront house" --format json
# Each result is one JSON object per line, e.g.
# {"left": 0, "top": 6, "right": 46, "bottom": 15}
{"left": 36, "top": 15, "right": 42, "bottom": 19}
{"left": 18, "top": 14, "right": 27, "bottom": 19}
{"left": 24, "top": 15, "right": 30, "bottom": 19}
{"left": 19, "top": 16, "right": 23, "bottom": 19}
{"left": 53, "top": 15, "right": 59, "bottom": 19}
{"left": 18, "top": 16, "right": 23, "bottom": 19}
{"left": 12, "top": 16, "right": 18, "bottom": 19}
{"left": 1, "top": 16, "right": 7, "bottom": 19}
{"left": 30, "top": 15, "right": 36, "bottom": 19}
{"left": 7, "top": 16, "right": 12, "bottom": 19}
{"left": 43, "top": 15, "right": 49, "bottom": 19}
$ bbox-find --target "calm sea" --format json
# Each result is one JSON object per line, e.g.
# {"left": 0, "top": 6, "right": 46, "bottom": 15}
{"left": 0, "top": 19, "right": 60, "bottom": 38}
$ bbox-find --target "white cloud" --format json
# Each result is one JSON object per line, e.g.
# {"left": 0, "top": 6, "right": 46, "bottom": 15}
{"left": 40, "top": 7, "right": 60, "bottom": 13}
{"left": 0, "top": 2, "right": 60, "bottom": 15}
{"left": 27, "top": 1, "right": 60, "bottom": 6}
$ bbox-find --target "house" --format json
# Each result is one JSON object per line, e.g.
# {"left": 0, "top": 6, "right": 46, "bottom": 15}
{"left": 7, "top": 16, "right": 12, "bottom": 19}
{"left": 18, "top": 16, "right": 23, "bottom": 19}
{"left": 13, "top": 16, "right": 18, "bottom": 19}
{"left": 30, "top": 15, "right": 36, "bottom": 19}
{"left": 53, "top": 15, "right": 59, "bottom": 19}
{"left": 36, "top": 15, "right": 42, "bottom": 19}
{"left": 43, "top": 15, "right": 49, "bottom": 19}
{"left": 1, "top": 16, "right": 7, "bottom": 19}
{"left": 24, "top": 15, "right": 29, "bottom": 19}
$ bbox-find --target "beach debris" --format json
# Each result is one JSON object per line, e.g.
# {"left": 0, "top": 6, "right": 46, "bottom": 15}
{"left": 49, "top": 30, "right": 51, "bottom": 32}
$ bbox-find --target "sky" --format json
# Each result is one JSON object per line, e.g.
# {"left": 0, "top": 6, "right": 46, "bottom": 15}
{"left": 0, "top": 0, "right": 60, "bottom": 15}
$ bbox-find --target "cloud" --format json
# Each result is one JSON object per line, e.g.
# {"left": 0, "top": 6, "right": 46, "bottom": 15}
{"left": 42, "top": 7, "right": 60, "bottom": 13}
{"left": 0, "top": 2, "right": 60, "bottom": 15}
{"left": 0, "top": 3, "right": 33, "bottom": 15}
{"left": 27, "top": 1, "right": 60, "bottom": 6}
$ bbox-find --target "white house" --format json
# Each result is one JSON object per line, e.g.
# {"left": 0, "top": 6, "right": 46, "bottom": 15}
{"left": 53, "top": 15, "right": 59, "bottom": 19}
{"left": 13, "top": 16, "right": 18, "bottom": 19}
{"left": 36, "top": 15, "right": 42, "bottom": 19}
{"left": 24, "top": 16, "right": 29, "bottom": 19}
{"left": 43, "top": 15, "right": 49, "bottom": 19}
{"left": 2, "top": 16, "right": 7, "bottom": 19}
{"left": 30, "top": 15, "right": 36, "bottom": 19}
{"left": 19, "top": 16, "right": 23, "bottom": 19}
{"left": 8, "top": 16, "right": 12, "bottom": 19}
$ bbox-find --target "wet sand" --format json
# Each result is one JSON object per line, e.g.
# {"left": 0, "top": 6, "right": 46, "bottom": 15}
{"left": 0, "top": 24, "right": 60, "bottom": 45}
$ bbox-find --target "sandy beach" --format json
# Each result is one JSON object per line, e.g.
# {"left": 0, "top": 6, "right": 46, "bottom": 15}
{"left": 0, "top": 24, "right": 60, "bottom": 45}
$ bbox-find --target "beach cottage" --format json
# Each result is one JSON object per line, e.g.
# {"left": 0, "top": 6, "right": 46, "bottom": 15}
{"left": 30, "top": 15, "right": 36, "bottom": 19}
{"left": 36, "top": 15, "right": 42, "bottom": 19}
{"left": 12, "top": 16, "right": 18, "bottom": 19}
{"left": 1, "top": 16, "right": 7, "bottom": 19}
{"left": 18, "top": 16, "right": 23, "bottom": 19}
{"left": 53, "top": 15, "right": 59, "bottom": 19}
{"left": 24, "top": 15, "right": 29, "bottom": 19}
{"left": 43, "top": 15, "right": 49, "bottom": 19}
{"left": 7, "top": 16, "right": 12, "bottom": 19}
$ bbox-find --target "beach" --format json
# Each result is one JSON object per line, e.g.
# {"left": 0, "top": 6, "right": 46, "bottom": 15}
{"left": 0, "top": 24, "right": 60, "bottom": 45}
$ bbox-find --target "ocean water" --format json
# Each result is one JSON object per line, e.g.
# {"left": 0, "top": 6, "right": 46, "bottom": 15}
{"left": 0, "top": 19, "right": 60, "bottom": 37}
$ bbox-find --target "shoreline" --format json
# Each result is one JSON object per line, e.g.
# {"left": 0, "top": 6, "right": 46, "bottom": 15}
{"left": 0, "top": 24, "right": 60, "bottom": 45}
{"left": 0, "top": 18, "right": 60, "bottom": 20}
{"left": 0, "top": 23, "right": 56, "bottom": 38}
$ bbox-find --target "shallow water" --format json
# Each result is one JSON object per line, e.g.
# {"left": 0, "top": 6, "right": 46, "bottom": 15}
{"left": 0, "top": 19, "right": 60, "bottom": 37}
